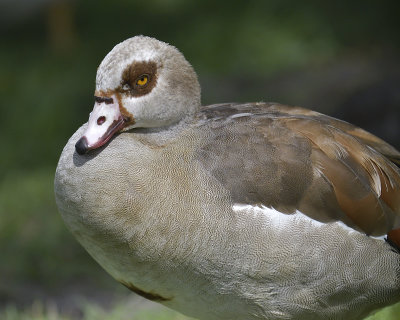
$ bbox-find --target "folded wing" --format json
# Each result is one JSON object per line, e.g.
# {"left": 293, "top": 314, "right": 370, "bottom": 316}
{"left": 198, "top": 103, "right": 400, "bottom": 246}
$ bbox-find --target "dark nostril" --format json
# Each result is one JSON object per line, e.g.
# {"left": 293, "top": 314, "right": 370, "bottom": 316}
{"left": 97, "top": 116, "right": 106, "bottom": 125}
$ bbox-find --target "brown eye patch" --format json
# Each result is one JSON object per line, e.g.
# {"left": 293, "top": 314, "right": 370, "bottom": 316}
{"left": 120, "top": 61, "right": 158, "bottom": 97}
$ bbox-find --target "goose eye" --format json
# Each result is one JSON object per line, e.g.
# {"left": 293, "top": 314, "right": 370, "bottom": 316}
{"left": 136, "top": 75, "right": 149, "bottom": 87}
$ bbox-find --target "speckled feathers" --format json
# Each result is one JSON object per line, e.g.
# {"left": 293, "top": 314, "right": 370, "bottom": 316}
{"left": 55, "top": 36, "right": 400, "bottom": 320}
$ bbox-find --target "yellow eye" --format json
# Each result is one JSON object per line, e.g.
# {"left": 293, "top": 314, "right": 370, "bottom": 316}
{"left": 136, "top": 75, "right": 149, "bottom": 86}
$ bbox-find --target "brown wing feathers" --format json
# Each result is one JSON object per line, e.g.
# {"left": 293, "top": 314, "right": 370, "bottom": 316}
{"left": 200, "top": 103, "right": 400, "bottom": 247}
{"left": 285, "top": 114, "right": 400, "bottom": 246}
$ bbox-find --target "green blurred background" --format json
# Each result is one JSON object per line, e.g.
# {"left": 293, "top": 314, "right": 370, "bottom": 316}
{"left": 1, "top": 0, "right": 399, "bottom": 319}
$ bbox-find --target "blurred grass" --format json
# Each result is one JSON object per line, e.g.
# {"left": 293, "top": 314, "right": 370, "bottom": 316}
{"left": 1, "top": 299, "right": 194, "bottom": 320}
{"left": 1, "top": 299, "right": 399, "bottom": 320}
{"left": 0, "top": 168, "right": 97, "bottom": 287}
{"left": 366, "top": 303, "right": 400, "bottom": 320}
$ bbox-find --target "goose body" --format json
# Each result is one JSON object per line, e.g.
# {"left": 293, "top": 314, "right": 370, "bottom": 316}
{"left": 55, "top": 36, "right": 400, "bottom": 320}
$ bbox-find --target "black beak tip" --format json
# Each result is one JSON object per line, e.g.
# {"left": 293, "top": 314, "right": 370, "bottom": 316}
{"left": 75, "top": 137, "right": 89, "bottom": 155}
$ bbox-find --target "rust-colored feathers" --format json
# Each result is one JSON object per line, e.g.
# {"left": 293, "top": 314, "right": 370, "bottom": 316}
{"left": 199, "top": 103, "right": 400, "bottom": 246}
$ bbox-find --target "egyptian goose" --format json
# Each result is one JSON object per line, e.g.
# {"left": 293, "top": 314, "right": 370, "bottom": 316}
{"left": 54, "top": 36, "right": 400, "bottom": 320}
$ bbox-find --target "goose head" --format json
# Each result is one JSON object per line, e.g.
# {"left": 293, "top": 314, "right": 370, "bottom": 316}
{"left": 75, "top": 36, "right": 201, "bottom": 155}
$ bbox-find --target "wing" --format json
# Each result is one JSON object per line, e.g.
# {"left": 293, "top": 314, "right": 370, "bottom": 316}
{"left": 197, "top": 103, "right": 400, "bottom": 246}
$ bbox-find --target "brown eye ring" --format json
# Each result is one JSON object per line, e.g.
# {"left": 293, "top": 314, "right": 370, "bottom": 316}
{"left": 135, "top": 74, "right": 150, "bottom": 87}
{"left": 120, "top": 61, "right": 157, "bottom": 97}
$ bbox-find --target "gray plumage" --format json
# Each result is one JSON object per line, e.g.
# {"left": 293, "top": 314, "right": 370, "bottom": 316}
{"left": 55, "top": 36, "right": 400, "bottom": 320}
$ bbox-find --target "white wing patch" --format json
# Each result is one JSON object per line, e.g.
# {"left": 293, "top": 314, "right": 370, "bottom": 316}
{"left": 232, "top": 204, "right": 325, "bottom": 229}
{"left": 232, "top": 204, "right": 386, "bottom": 241}
{"left": 229, "top": 113, "right": 253, "bottom": 119}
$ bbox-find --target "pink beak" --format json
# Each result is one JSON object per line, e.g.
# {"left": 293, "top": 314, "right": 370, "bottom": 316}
{"left": 75, "top": 95, "right": 126, "bottom": 155}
